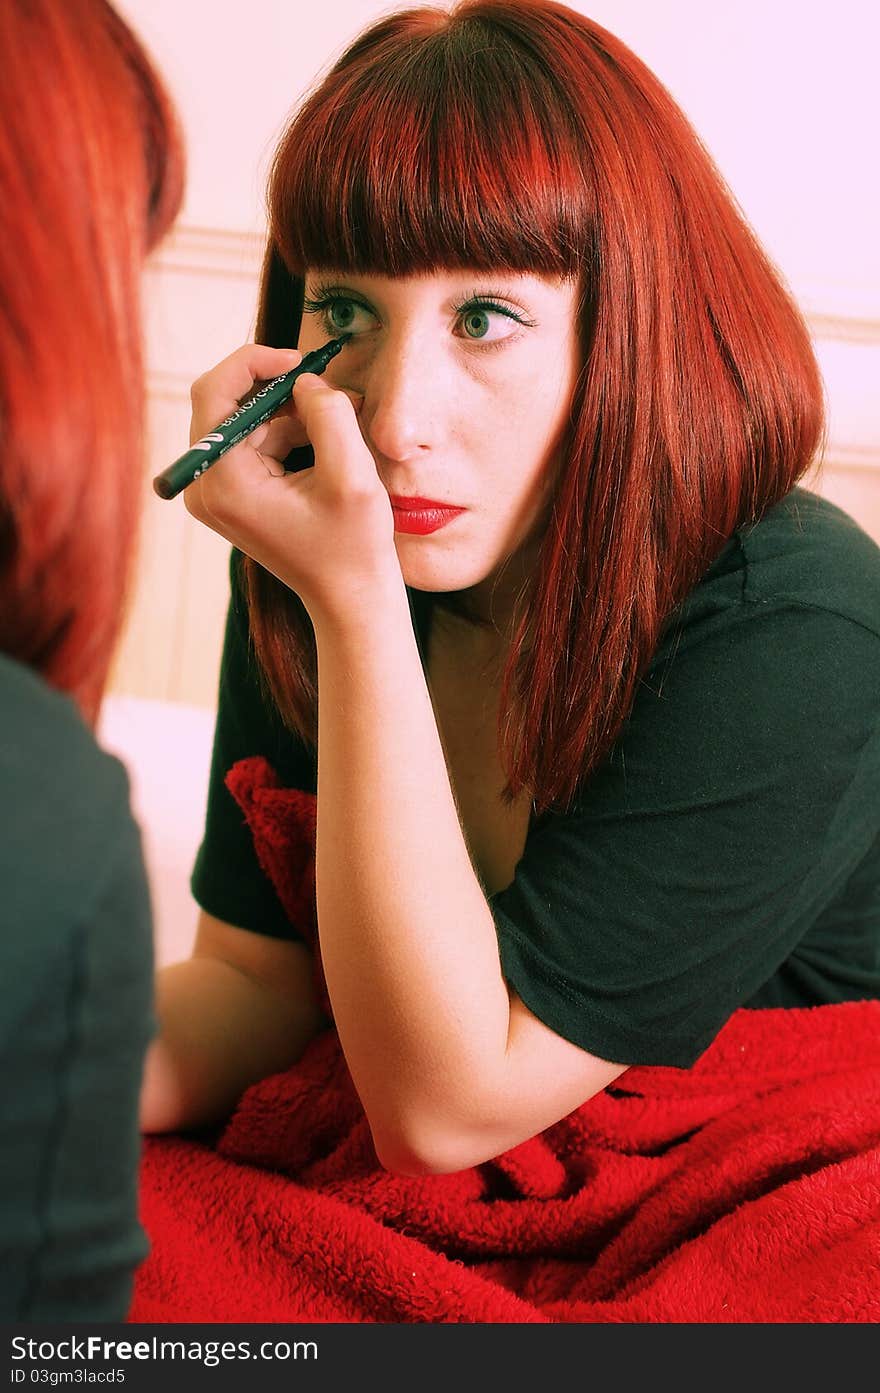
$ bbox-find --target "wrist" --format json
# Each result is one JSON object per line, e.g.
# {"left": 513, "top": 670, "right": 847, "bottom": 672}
{"left": 308, "top": 565, "right": 410, "bottom": 644}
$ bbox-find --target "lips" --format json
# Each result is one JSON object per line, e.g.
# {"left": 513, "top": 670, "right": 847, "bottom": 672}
{"left": 388, "top": 495, "right": 461, "bottom": 511}
{"left": 389, "top": 495, "right": 466, "bottom": 536}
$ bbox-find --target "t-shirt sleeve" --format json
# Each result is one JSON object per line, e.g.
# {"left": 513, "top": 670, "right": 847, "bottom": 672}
{"left": 190, "top": 550, "right": 317, "bottom": 941}
{"left": 489, "top": 602, "right": 880, "bottom": 1068}
{"left": 6, "top": 822, "right": 154, "bottom": 1320}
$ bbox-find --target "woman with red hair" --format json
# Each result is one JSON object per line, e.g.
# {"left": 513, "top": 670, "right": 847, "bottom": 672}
{"left": 0, "top": 1, "right": 183, "bottom": 1317}
{"left": 143, "top": 0, "right": 880, "bottom": 1181}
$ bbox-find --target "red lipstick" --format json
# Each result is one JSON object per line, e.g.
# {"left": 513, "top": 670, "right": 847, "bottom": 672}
{"left": 389, "top": 495, "right": 466, "bottom": 536}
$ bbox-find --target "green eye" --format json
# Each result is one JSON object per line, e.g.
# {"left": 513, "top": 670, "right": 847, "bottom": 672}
{"left": 302, "top": 286, "right": 535, "bottom": 349}
{"left": 326, "top": 300, "right": 358, "bottom": 331}
{"left": 452, "top": 296, "right": 534, "bottom": 347}
{"left": 302, "top": 294, "right": 367, "bottom": 335}
{"left": 461, "top": 308, "right": 491, "bottom": 339}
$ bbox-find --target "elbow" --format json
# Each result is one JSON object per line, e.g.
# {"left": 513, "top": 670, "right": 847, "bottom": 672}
{"left": 138, "top": 1048, "right": 182, "bottom": 1135}
{"left": 363, "top": 1069, "right": 506, "bottom": 1177}
{"left": 375, "top": 1149, "right": 432, "bottom": 1178}
{"left": 370, "top": 1116, "right": 480, "bottom": 1178}
{"left": 138, "top": 1036, "right": 203, "bottom": 1135}
{"left": 375, "top": 1143, "right": 468, "bottom": 1179}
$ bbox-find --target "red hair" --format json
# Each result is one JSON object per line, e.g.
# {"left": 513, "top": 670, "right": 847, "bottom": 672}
{"left": 247, "top": 0, "right": 824, "bottom": 815}
{"left": 0, "top": 0, "right": 183, "bottom": 724}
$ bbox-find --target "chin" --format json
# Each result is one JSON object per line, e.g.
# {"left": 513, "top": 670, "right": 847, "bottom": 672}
{"left": 395, "top": 548, "right": 489, "bottom": 596}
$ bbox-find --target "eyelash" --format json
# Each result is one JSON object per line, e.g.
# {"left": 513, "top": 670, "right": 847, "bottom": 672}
{"left": 301, "top": 283, "right": 534, "bottom": 351}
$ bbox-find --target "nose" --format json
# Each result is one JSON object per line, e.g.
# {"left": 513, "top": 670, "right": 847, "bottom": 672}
{"left": 357, "top": 331, "right": 442, "bottom": 468}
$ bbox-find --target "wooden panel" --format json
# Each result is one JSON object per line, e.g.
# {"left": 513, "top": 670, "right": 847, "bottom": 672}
{"left": 108, "top": 232, "right": 257, "bottom": 705}
{"left": 108, "top": 384, "right": 232, "bottom": 706}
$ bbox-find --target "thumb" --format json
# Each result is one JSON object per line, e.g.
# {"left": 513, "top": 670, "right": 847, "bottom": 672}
{"left": 291, "top": 374, "right": 373, "bottom": 491}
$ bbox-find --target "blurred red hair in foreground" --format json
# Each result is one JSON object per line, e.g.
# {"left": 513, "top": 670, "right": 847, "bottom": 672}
{"left": 0, "top": 0, "right": 183, "bottom": 724}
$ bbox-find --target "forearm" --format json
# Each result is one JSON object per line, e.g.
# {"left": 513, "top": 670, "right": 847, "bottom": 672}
{"left": 140, "top": 958, "right": 324, "bottom": 1133}
{"left": 312, "top": 577, "right": 511, "bottom": 1168}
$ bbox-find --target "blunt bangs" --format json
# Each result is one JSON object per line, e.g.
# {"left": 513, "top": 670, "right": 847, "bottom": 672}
{"left": 267, "top": 13, "right": 594, "bottom": 280}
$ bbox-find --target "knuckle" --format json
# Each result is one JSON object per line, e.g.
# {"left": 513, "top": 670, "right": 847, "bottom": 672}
{"left": 183, "top": 486, "right": 202, "bottom": 519}
{"left": 300, "top": 381, "right": 342, "bottom": 410}
{"left": 306, "top": 392, "right": 338, "bottom": 416}
{"left": 197, "top": 477, "right": 244, "bottom": 530}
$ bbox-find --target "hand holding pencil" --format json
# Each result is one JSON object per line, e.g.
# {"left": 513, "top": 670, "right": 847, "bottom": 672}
{"left": 153, "top": 334, "right": 352, "bottom": 499}
{"left": 173, "top": 339, "right": 401, "bottom": 626}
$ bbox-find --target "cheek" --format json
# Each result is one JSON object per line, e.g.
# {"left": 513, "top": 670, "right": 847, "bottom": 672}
{"left": 495, "top": 392, "right": 567, "bottom": 481}
{"left": 475, "top": 424, "right": 558, "bottom": 539}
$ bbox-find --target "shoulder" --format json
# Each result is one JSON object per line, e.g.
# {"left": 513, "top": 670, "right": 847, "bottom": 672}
{"left": 651, "top": 488, "right": 880, "bottom": 676}
{"left": 710, "top": 485, "right": 880, "bottom": 628}
{"left": 612, "top": 489, "right": 880, "bottom": 802}
{"left": 736, "top": 486, "right": 880, "bottom": 631}
{"left": 0, "top": 655, "right": 144, "bottom": 944}
{"left": 0, "top": 652, "right": 133, "bottom": 809}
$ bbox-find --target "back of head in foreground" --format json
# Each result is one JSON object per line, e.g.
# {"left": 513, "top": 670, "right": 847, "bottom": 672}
{"left": 241, "top": 0, "right": 824, "bottom": 817}
{"left": 0, "top": 0, "right": 183, "bottom": 727}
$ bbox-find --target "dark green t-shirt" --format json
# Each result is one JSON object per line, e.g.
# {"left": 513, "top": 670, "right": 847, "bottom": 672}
{"left": 191, "top": 487, "right": 880, "bottom": 1067}
{"left": 0, "top": 656, "right": 153, "bottom": 1320}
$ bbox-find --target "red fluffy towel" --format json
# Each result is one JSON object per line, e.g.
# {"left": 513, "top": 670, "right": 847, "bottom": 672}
{"left": 130, "top": 758, "right": 880, "bottom": 1323}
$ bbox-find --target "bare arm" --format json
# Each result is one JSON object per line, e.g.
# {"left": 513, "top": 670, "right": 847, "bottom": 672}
{"left": 311, "top": 579, "right": 628, "bottom": 1176}
{"left": 139, "top": 910, "right": 328, "bottom": 1134}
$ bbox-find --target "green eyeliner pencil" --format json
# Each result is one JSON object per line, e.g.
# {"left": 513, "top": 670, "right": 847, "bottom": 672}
{"left": 152, "top": 333, "right": 352, "bottom": 500}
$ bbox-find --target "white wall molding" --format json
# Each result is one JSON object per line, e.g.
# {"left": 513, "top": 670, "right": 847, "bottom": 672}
{"left": 149, "top": 223, "right": 880, "bottom": 348}
{"left": 147, "top": 368, "right": 193, "bottom": 402}
{"left": 148, "top": 222, "right": 265, "bottom": 281}
{"left": 145, "top": 366, "right": 880, "bottom": 480}
{"left": 822, "top": 445, "right": 880, "bottom": 474}
{"left": 803, "top": 311, "right": 880, "bottom": 347}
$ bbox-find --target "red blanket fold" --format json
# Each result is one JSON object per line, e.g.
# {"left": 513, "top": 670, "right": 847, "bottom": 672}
{"left": 130, "top": 758, "right": 880, "bottom": 1322}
